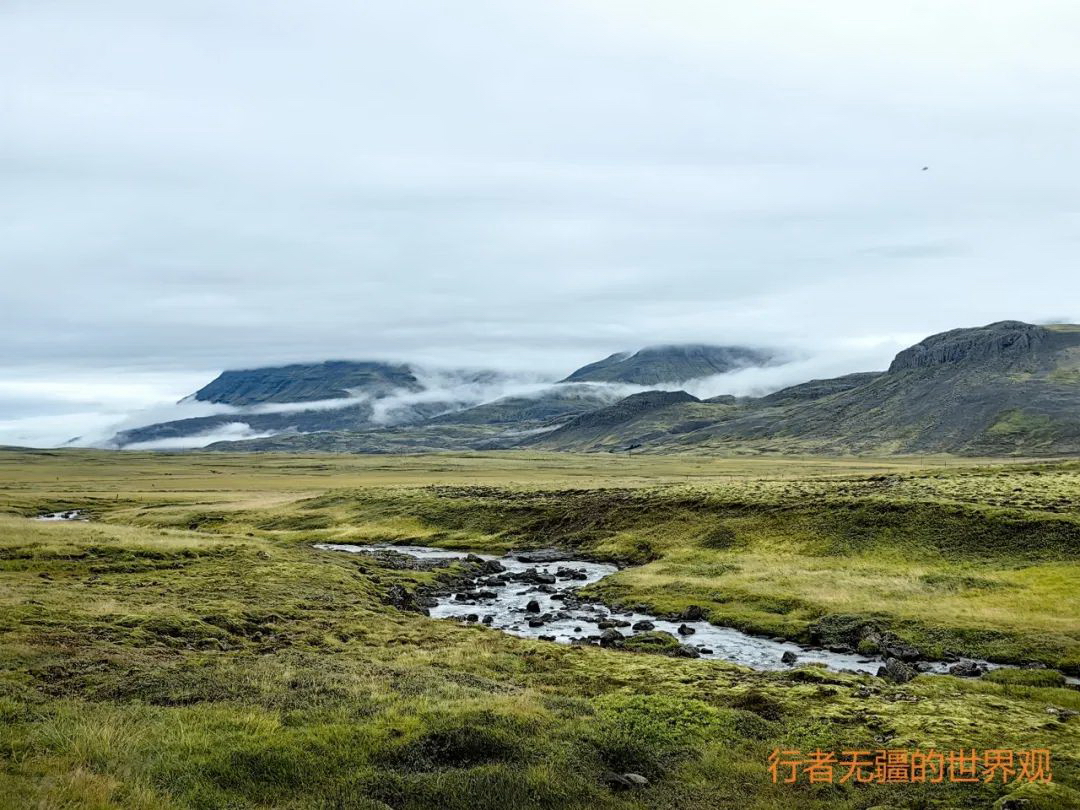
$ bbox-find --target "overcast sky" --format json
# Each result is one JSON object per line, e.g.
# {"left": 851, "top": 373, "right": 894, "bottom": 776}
{"left": 2, "top": 1, "right": 1079, "bottom": 446}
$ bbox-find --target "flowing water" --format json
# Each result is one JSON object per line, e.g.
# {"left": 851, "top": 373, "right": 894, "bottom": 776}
{"left": 315, "top": 543, "right": 1010, "bottom": 678}
{"left": 34, "top": 510, "right": 88, "bottom": 521}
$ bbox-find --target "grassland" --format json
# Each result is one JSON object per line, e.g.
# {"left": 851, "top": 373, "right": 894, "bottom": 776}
{"left": 1, "top": 448, "right": 1078, "bottom": 809}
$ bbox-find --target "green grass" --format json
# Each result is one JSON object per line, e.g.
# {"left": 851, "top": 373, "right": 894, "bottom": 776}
{"left": 1, "top": 449, "right": 1079, "bottom": 808}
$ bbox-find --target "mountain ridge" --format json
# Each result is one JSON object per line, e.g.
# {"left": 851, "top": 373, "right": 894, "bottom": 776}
{"left": 111, "top": 343, "right": 773, "bottom": 448}
{"left": 112, "top": 323, "right": 1080, "bottom": 456}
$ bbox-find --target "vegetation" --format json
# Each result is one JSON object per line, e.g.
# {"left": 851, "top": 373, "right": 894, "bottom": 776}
{"left": 1, "top": 449, "right": 1078, "bottom": 808}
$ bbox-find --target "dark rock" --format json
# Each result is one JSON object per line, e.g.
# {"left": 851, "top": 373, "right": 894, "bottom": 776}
{"left": 513, "top": 549, "right": 567, "bottom": 563}
{"left": 697, "top": 647, "right": 713, "bottom": 654}
{"left": 677, "top": 624, "right": 696, "bottom": 636}
{"left": 525, "top": 600, "right": 541, "bottom": 613}
{"left": 383, "top": 584, "right": 426, "bottom": 614}
{"left": 465, "top": 614, "right": 479, "bottom": 623}
{"left": 599, "top": 628, "right": 625, "bottom": 648}
{"left": 672, "top": 644, "right": 701, "bottom": 658}
{"left": 527, "top": 618, "right": 545, "bottom": 628}
{"left": 879, "top": 657, "right": 916, "bottom": 684}
{"left": 948, "top": 660, "right": 987, "bottom": 677}
{"left": 631, "top": 620, "right": 655, "bottom": 632}
{"left": 518, "top": 567, "right": 558, "bottom": 585}
{"left": 482, "top": 615, "right": 493, "bottom": 625}
{"left": 781, "top": 651, "right": 798, "bottom": 664}
{"left": 878, "top": 633, "right": 922, "bottom": 661}
{"left": 538, "top": 634, "right": 556, "bottom": 641}
{"left": 681, "top": 605, "right": 706, "bottom": 621}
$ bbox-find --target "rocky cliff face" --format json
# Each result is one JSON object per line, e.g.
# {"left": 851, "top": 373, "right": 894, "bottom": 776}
{"left": 888, "top": 321, "right": 1050, "bottom": 373}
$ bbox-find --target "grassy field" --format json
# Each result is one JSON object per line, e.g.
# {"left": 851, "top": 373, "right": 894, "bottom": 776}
{"left": 1, "top": 448, "right": 1078, "bottom": 809}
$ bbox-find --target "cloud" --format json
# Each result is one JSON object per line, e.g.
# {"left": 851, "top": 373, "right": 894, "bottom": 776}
{"left": 121, "top": 422, "right": 277, "bottom": 450}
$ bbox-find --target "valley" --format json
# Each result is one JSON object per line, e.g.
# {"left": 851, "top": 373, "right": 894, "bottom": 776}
{"left": 1, "top": 449, "right": 1077, "bottom": 808}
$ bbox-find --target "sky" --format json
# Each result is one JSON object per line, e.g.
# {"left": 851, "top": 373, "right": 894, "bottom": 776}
{"left": 2, "top": 0, "right": 1079, "bottom": 446}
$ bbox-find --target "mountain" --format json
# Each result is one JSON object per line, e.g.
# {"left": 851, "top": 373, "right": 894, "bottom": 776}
{"left": 112, "top": 322, "right": 1080, "bottom": 456}
{"left": 192, "top": 361, "right": 421, "bottom": 405}
{"left": 534, "top": 321, "right": 1080, "bottom": 456}
{"left": 561, "top": 344, "right": 774, "bottom": 384}
{"left": 110, "top": 362, "right": 511, "bottom": 447}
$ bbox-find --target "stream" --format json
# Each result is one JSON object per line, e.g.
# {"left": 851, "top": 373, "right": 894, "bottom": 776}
{"left": 315, "top": 543, "right": 1012, "bottom": 679}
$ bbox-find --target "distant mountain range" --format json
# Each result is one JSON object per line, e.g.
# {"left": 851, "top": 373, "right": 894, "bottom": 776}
{"left": 111, "top": 343, "right": 771, "bottom": 448}
{"left": 111, "top": 321, "right": 1080, "bottom": 456}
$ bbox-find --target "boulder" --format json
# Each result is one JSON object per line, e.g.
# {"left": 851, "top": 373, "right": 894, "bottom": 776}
{"left": 781, "top": 651, "right": 798, "bottom": 664}
{"left": 383, "top": 584, "right": 427, "bottom": 614}
{"left": 599, "top": 628, "right": 625, "bottom": 648}
{"left": 878, "top": 633, "right": 922, "bottom": 662}
{"left": 526, "top": 599, "right": 541, "bottom": 613}
{"left": 672, "top": 644, "right": 701, "bottom": 658}
{"left": 677, "top": 624, "right": 696, "bottom": 636}
{"left": 878, "top": 657, "right": 915, "bottom": 684}
{"left": 948, "top": 660, "right": 987, "bottom": 677}
{"left": 631, "top": 620, "right": 655, "bottom": 632}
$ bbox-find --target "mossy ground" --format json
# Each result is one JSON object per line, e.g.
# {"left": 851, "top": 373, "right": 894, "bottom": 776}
{"left": 0, "top": 449, "right": 1078, "bottom": 809}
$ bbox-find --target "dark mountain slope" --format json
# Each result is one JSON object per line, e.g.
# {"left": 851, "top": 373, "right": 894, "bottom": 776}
{"left": 427, "top": 386, "right": 614, "bottom": 426}
{"left": 561, "top": 344, "right": 773, "bottom": 384}
{"left": 754, "top": 372, "right": 883, "bottom": 406}
{"left": 520, "top": 390, "right": 708, "bottom": 451}
{"left": 118, "top": 321, "right": 1080, "bottom": 457}
{"left": 193, "top": 361, "right": 420, "bottom": 405}
{"left": 653, "top": 321, "right": 1080, "bottom": 456}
